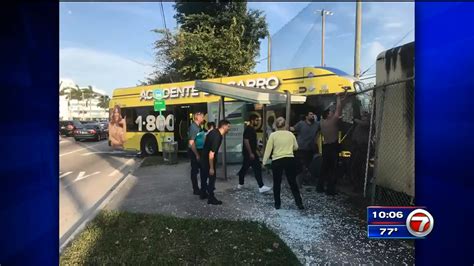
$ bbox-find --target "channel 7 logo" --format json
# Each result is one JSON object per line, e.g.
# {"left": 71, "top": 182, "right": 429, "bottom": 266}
{"left": 406, "top": 209, "right": 434, "bottom": 237}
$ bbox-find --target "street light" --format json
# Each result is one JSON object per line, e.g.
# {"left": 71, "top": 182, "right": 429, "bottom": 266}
{"left": 316, "top": 9, "right": 334, "bottom": 67}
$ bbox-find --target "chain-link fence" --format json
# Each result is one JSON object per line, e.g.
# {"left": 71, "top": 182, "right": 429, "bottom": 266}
{"left": 363, "top": 77, "right": 415, "bottom": 206}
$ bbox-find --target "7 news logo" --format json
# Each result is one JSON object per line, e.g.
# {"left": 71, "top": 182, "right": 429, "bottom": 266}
{"left": 406, "top": 209, "right": 434, "bottom": 237}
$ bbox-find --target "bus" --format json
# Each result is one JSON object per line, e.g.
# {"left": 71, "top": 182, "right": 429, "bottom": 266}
{"left": 108, "top": 66, "right": 360, "bottom": 158}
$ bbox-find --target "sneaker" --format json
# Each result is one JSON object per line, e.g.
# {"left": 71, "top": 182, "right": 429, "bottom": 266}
{"left": 237, "top": 184, "right": 244, "bottom": 189}
{"left": 208, "top": 197, "right": 223, "bottom": 205}
{"left": 193, "top": 190, "right": 201, "bottom": 195}
{"left": 258, "top": 185, "right": 272, "bottom": 193}
{"left": 297, "top": 203, "right": 305, "bottom": 210}
{"left": 275, "top": 204, "right": 281, "bottom": 210}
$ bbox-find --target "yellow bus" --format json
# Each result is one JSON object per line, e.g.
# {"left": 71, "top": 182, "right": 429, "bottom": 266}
{"left": 108, "top": 66, "right": 358, "bottom": 157}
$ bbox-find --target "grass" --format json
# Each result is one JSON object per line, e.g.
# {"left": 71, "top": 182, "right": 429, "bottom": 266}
{"left": 60, "top": 210, "right": 300, "bottom": 265}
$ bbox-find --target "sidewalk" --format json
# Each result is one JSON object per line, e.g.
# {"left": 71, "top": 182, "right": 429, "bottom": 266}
{"left": 105, "top": 158, "right": 414, "bottom": 265}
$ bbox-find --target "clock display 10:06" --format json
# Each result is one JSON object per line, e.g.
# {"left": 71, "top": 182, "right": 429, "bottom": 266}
{"left": 372, "top": 211, "right": 403, "bottom": 219}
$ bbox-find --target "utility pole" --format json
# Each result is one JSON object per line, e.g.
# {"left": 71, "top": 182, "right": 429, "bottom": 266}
{"left": 317, "top": 9, "right": 333, "bottom": 67}
{"left": 354, "top": 1, "right": 362, "bottom": 79}
{"left": 267, "top": 33, "right": 272, "bottom": 72}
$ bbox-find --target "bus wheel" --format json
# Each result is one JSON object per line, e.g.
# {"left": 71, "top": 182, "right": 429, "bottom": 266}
{"left": 141, "top": 135, "right": 158, "bottom": 156}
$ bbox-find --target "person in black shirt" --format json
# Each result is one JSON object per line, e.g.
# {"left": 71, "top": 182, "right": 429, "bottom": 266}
{"left": 200, "top": 120, "right": 231, "bottom": 205}
{"left": 237, "top": 114, "right": 272, "bottom": 193}
{"left": 206, "top": 122, "right": 216, "bottom": 133}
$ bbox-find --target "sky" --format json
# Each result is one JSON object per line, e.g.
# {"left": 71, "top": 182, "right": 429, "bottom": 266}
{"left": 60, "top": 2, "right": 414, "bottom": 95}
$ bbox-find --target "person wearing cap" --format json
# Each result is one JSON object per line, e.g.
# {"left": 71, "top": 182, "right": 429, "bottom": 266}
{"left": 188, "top": 112, "right": 205, "bottom": 196}
{"left": 318, "top": 92, "right": 347, "bottom": 195}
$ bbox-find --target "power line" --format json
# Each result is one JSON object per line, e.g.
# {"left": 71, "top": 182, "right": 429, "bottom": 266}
{"left": 160, "top": 1, "right": 168, "bottom": 32}
{"left": 256, "top": 56, "right": 268, "bottom": 63}
{"left": 272, "top": 2, "right": 313, "bottom": 38}
{"left": 360, "top": 28, "right": 414, "bottom": 77}
{"left": 289, "top": 19, "right": 319, "bottom": 67}
{"left": 359, "top": 74, "right": 376, "bottom": 80}
{"left": 159, "top": 0, "right": 174, "bottom": 83}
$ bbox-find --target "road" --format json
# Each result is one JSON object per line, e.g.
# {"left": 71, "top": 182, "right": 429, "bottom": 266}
{"left": 59, "top": 136, "right": 140, "bottom": 244}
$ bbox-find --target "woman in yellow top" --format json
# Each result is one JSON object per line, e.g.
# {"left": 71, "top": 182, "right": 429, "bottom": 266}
{"left": 262, "top": 117, "right": 304, "bottom": 210}
{"left": 109, "top": 105, "right": 127, "bottom": 150}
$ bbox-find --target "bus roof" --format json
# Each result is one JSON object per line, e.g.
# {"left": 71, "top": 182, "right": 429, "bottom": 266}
{"left": 110, "top": 66, "right": 355, "bottom": 108}
{"left": 317, "top": 67, "right": 351, "bottom": 77}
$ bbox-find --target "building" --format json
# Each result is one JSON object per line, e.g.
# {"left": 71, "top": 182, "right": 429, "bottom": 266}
{"left": 59, "top": 79, "right": 109, "bottom": 121}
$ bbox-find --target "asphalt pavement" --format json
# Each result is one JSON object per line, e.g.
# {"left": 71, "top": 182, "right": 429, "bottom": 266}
{"left": 59, "top": 136, "right": 140, "bottom": 245}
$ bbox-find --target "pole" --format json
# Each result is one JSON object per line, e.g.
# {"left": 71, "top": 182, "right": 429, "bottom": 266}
{"left": 267, "top": 34, "right": 272, "bottom": 72}
{"left": 69, "top": 90, "right": 72, "bottom": 120}
{"left": 285, "top": 90, "right": 291, "bottom": 129}
{"left": 82, "top": 91, "right": 85, "bottom": 120}
{"left": 321, "top": 9, "right": 325, "bottom": 67}
{"left": 262, "top": 104, "right": 267, "bottom": 151}
{"left": 220, "top": 96, "right": 227, "bottom": 180}
{"left": 354, "top": 1, "right": 362, "bottom": 79}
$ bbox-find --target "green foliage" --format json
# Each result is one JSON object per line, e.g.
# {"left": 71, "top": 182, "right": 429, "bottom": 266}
{"left": 142, "top": 1, "right": 268, "bottom": 85}
{"left": 60, "top": 87, "right": 83, "bottom": 100}
{"left": 97, "top": 95, "right": 110, "bottom": 109}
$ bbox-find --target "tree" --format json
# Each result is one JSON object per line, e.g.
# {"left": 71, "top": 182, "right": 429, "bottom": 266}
{"left": 82, "top": 86, "right": 97, "bottom": 106}
{"left": 142, "top": 1, "right": 268, "bottom": 85}
{"left": 174, "top": 1, "right": 267, "bottom": 58}
{"left": 60, "top": 86, "right": 83, "bottom": 101}
{"left": 97, "top": 95, "right": 110, "bottom": 109}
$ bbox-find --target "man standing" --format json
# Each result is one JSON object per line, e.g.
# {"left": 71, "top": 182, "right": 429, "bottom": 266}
{"left": 290, "top": 111, "right": 319, "bottom": 187}
{"left": 200, "top": 120, "right": 231, "bottom": 205}
{"left": 266, "top": 115, "right": 275, "bottom": 140}
{"left": 318, "top": 92, "right": 346, "bottom": 195}
{"left": 188, "top": 112, "right": 205, "bottom": 195}
{"left": 237, "top": 114, "right": 272, "bottom": 193}
{"left": 351, "top": 111, "right": 370, "bottom": 192}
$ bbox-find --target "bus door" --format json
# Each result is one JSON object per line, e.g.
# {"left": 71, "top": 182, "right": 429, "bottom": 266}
{"left": 173, "top": 103, "right": 207, "bottom": 152}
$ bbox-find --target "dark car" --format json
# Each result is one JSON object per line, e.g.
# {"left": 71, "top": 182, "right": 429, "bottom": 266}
{"left": 73, "top": 123, "right": 108, "bottom": 142}
{"left": 60, "top": 120, "right": 83, "bottom": 137}
{"left": 98, "top": 122, "right": 109, "bottom": 137}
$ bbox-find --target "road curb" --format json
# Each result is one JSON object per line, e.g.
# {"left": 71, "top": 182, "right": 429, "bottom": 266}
{"left": 59, "top": 157, "right": 143, "bottom": 253}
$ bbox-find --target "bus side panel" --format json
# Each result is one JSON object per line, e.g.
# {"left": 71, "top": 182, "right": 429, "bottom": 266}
{"left": 123, "top": 132, "right": 142, "bottom": 152}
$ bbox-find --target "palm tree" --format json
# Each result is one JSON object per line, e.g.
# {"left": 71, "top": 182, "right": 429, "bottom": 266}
{"left": 60, "top": 86, "right": 83, "bottom": 119}
{"left": 97, "top": 95, "right": 110, "bottom": 109}
{"left": 60, "top": 86, "right": 83, "bottom": 100}
{"left": 78, "top": 86, "right": 95, "bottom": 120}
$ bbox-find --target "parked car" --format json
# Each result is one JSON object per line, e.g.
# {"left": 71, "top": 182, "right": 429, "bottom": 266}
{"left": 60, "top": 120, "right": 83, "bottom": 137}
{"left": 73, "top": 123, "right": 108, "bottom": 142}
{"left": 98, "top": 122, "right": 109, "bottom": 136}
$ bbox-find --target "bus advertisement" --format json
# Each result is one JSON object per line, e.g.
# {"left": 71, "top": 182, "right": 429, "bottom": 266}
{"left": 108, "top": 66, "right": 359, "bottom": 157}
